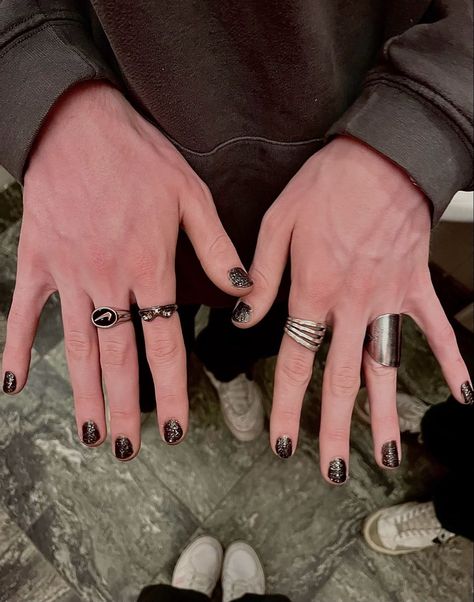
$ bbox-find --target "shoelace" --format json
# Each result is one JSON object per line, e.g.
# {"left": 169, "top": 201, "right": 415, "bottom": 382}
{"left": 220, "top": 375, "right": 254, "bottom": 415}
{"left": 227, "top": 579, "right": 253, "bottom": 600}
{"left": 393, "top": 504, "right": 453, "bottom": 543}
{"left": 176, "top": 572, "right": 212, "bottom": 593}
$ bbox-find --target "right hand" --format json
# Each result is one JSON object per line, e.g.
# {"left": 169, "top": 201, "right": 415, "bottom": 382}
{"left": 1, "top": 82, "right": 251, "bottom": 460}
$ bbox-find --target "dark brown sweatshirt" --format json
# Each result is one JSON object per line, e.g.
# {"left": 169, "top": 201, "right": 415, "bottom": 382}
{"left": 0, "top": 1, "right": 473, "bottom": 305}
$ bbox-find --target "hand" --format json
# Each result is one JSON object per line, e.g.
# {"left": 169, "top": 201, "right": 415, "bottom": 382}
{"left": 233, "top": 136, "right": 471, "bottom": 482}
{"left": 1, "top": 82, "right": 251, "bottom": 459}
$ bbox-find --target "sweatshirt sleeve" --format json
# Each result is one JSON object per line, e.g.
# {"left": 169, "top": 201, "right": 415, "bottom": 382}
{"left": 0, "top": 0, "right": 118, "bottom": 182}
{"left": 326, "top": 0, "right": 473, "bottom": 224}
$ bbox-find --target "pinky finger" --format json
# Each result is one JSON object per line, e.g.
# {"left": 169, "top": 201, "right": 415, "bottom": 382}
{"left": 2, "top": 281, "right": 52, "bottom": 394}
{"left": 409, "top": 287, "right": 472, "bottom": 405}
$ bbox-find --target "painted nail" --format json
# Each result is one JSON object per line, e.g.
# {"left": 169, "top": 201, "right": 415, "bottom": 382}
{"left": 115, "top": 436, "right": 134, "bottom": 460}
{"left": 2, "top": 371, "right": 16, "bottom": 394}
{"left": 228, "top": 267, "right": 253, "bottom": 288}
{"left": 276, "top": 435, "right": 293, "bottom": 459}
{"left": 232, "top": 301, "right": 252, "bottom": 323}
{"left": 82, "top": 421, "right": 101, "bottom": 446}
{"left": 381, "top": 440, "right": 399, "bottom": 468}
{"left": 328, "top": 458, "right": 347, "bottom": 484}
{"left": 461, "top": 381, "right": 473, "bottom": 405}
{"left": 164, "top": 419, "right": 183, "bottom": 444}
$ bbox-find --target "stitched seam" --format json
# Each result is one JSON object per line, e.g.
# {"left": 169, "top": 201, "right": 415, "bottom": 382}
{"left": 0, "top": 18, "right": 85, "bottom": 59}
{"left": 364, "top": 77, "right": 473, "bottom": 157}
{"left": 48, "top": 22, "right": 98, "bottom": 76}
{"left": 169, "top": 134, "right": 325, "bottom": 156}
{"left": 0, "top": 9, "right": 82, "bottom": 38}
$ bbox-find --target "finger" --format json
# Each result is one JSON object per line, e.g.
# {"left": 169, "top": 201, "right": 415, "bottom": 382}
{"left": 181, "top": 186, "right": 254, "bottom": 295}
{"left": 231, "top": 205, "right": 292, "bottom": 328}
{"left": 363, "top": 350, "right": 401, "bottom": 469}
{"left": 2, "top": 275, "right": 53, "bottom": 395}
{"left": 320, "top": 315, "right": 366, "bottom": 485}
{"left": 409, "top": 285, "right": 472, "bottom": 405}
{"left": 135, "top": 279, "right": 188, "bottom": 445}
{"left": 94, "top": 293, "right": 140, "bottom": 461}
{"left": 269, "top": 286, "right": 326, "bottom": 459}
{"left": 61, "top": 290, "right": 106, "bottom": 447}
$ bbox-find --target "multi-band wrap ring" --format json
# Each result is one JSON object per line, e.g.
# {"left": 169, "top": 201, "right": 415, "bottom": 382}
{"left": 284, "top": 317, "right": 327, "bottom": 352}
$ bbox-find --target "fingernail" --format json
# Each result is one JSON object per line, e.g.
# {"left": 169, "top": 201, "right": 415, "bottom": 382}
{"left": 82, "top": 421, "right": 101, "bottom": 446}
{"left": 115, "top": 436, "right": 134, "bottom": 460}
{"left": 228, "top": 267, "right": 253, "bottom": 288}
{"left": 461, "top": 381, "right": 473, "bottom": 405}
{"left": 276, "top": 435, "right": 293, "bottom": 459}
{"left": 2, "top": 371, "right": 17, "bottom": 394}
{"left": 328, "top": 458, "right": 347, "bottom": 484}
{"left": 381, "top": 440, "right": 399, "bottom": 468}
{"left": 232, "top": 301, "right": 252, "bottom": 323}
{"left": 164, "top": 419, "right": 183, "bottom": 444}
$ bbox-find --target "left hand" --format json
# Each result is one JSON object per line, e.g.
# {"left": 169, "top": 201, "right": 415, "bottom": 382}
{"left": 233, "top": 136, "right": 471, "bottom": 483}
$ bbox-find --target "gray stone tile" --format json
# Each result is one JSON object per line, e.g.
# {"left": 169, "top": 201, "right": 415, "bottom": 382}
{"left": 0, "top": 504, "right": 79, "bottom": 602}
{"left": 201, "top": 433, "right": 368, "bottom": 602}
{"left": 0, "top": 182, "right": 22, "bottom": 236}
{"left": 138, "top": 358, "right": 268, "bottom": 522}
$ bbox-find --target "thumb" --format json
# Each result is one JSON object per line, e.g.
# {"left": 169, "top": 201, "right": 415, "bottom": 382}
{"left": 232, "top": 204, "right": 292, "bottom": 328}
{"left": 181, "top": 184, "right": 253, "bottom": 296}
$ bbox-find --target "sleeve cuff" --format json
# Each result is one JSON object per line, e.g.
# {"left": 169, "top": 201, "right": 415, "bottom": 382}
{"left": 326, "top": 81, "right": 474, "bottom": 224}
{"left": 0, "top": 20, "right": 118, "bottom": 182}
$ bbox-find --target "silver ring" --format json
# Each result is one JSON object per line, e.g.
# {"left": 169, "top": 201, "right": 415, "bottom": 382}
{"left": 138, "top": 304, "right": 178, "bottom": 322}
{"left": 365, "top": 313, "right": 402, "bottom": 367}
{"left": 284, "top": 317, "right": 327, "bottom": 352}
{"left": 91, "top": 306, "right": 131, "bottom": 329}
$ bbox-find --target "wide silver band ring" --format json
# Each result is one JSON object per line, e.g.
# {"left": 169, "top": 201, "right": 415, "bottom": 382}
{"left": 138, "top": 304, "right": 178, "bottom": 322}
{"left": 365, "top": 313, "right": 402, "bottom": 367}
{"left": 284, "top": 317, "right": 327, "bottom": 352}
{"left": 91, "top": 306, "right": 132, "bottom": 329}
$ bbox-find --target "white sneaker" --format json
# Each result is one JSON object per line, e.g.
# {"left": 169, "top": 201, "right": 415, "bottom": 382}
{"left": 222, "top": 541, "right": 265, "bottom": 602}
{"left": 354, "top": 388, "right": 427, "bottom": 434}
{"left": 363, "top": 501, "right": 455, "bottom": 555}
{"left": 172, "top": 536, "right": 223, "bottom": 596}
{"left": 205, "top": 369, "right": 264, "bottom": 442}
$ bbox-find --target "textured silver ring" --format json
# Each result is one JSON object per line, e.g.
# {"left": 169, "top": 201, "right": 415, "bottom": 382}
{"left": 91, "top": 306, "right": 131, "bottom": 329}
{"left": 284, "top": 317, "right": 327, "bottom": 352}
{"left": 138, "top": 304, "right": 178, "bottom": 322}
{"left": 365, "top": 313, "right": 402, "bottom": 367}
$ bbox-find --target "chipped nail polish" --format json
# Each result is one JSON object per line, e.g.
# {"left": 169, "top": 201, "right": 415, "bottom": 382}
{"left": 461, "top": 381, "right": 473, "bottom": 405}
{"left": 2, "top": 371, "right": 16, "bottom": 394}
{"left": 382, "top": 440, "right": 399, "bottom": 468}
{"left": 328, "top": 458, "right": 347, "bottom": 484}
{"left": 115, "top": 436, "right": 134, "bottom": 460}
{"left": 164, "top": 419, "right": 183, "bottom": 444}
{"left": 82, "top": 421, "right": 101, "bottom": 446}
{"left": 276, "top": 435, "right": 293, "bottom": 459}
{"left": 232, "top": 301, "right": 252, "bottom": 323}
{"left": 228, "top": 267, "right": 253, "bottom": 288}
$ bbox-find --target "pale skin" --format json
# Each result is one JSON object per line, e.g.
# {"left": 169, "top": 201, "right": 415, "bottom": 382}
{"left": 2, "top": 82, "right": 471, "bottom": 477}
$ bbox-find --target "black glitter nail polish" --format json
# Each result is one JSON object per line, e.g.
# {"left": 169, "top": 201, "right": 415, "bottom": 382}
{"left": 82, "top": 421, "right": 101, "bottom": 446}
{"left": 232, "top": 301, "right": 252, "bottom": 323}
{"left": 276, "top": 435, "right": 293, "bottom": 459}
{"left": 461, "top": 382, "right": 473, "bottom": 405}
{"left": 382, "top": 441, "right": 399, "bottom": 468}
{"left": 115, "top": 436, "right": 134, "bottom": 460}
{"left": 2, "top": 371, "right": 16, "bottom": 394}
{"left": 328, "top": 458, "right": 347, "bottom": 484}
{"left": 164, "top": 419, "right": 183, "bottom": 444}
{"left": 228, "top": 267, "right": 253, "bottom": 288}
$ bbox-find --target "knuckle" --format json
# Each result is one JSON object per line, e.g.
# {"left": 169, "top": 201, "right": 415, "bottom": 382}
{"left": 110, "top": 407, "right": 136, "bottom": 421}
{"left": 365, "top": 361, "right": 396, "bottom": 380}
{"left": 147, "top": 336, "right": 179, "bottom": 365}
{"left": 65, "top": 330, "right": 94, "bottom": 360}
{"left": 280, "top": 352, "right": 313, "bottom": 386}
{"left": 329, "top": 365, "right": 360, "bottom": 398}
{"left": 207, "top": 232, "right": 231, "bottom": 260}
{"left": 100, "top": 339, "right": 129, "bottom": 367}
{"left": 324, "top": 426, "right": 349, "bottom": 443}
{"left": 438, "top": 322, "right": 456, "bottom": 346}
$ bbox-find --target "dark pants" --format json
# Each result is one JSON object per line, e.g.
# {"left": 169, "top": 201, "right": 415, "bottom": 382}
{"left": 136, "top": 303, "right": 287, "bottom": 412}
{"left": 137, "top": 584, "right": 290, "bottom": 601}
{"left": 422, "top": 397, "right": 474, "bottom": 541}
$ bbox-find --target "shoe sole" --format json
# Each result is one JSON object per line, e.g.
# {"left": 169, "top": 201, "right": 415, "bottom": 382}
{"left": 363, "top": 508, "right": 428, "bottom": 556}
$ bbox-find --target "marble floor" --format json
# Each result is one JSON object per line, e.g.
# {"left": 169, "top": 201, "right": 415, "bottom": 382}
{"left": 0, "top": 182, "right": 472, "bottom": 602}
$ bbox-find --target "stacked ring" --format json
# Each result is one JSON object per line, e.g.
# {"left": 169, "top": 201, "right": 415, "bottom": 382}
{"left": 138, "top": 304, "right": 178, "bottom": 322}
{"left": 284, "top": 317, "right": 327, "bottom": 352}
